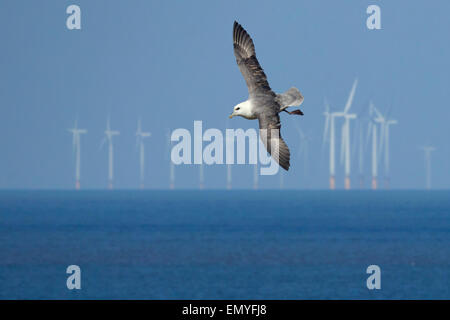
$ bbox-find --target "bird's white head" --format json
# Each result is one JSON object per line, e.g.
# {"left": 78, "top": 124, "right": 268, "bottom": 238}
{"left": 229, "top": 100, "right": 254, "bottom": 119}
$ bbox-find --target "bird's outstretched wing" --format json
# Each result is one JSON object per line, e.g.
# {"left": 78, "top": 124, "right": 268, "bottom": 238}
{"left": 233, "top": 21, "right": 274, "bottom": 97}
{"left": 258, "top": 112, "right": 291, "bottom": 171}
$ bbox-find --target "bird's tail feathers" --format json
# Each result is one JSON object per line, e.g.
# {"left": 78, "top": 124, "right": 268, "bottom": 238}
{"left": 276, "top": 87, "right": 304, "bottom": 107}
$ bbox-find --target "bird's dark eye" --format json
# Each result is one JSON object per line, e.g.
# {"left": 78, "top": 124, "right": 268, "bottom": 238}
{"left": 236, "top": 107, "right": 240, "bottom": 110}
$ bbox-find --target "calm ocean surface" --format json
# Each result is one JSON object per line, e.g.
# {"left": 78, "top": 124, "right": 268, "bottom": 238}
{"left": 0, "top": 190, "right": 449, "bottom": 299}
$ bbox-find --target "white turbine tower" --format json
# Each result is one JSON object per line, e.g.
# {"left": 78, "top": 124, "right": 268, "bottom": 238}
{"left": 323, "top": 99, "right": 337, "bottom": 189}
{"left": 421, "top": 146, "right": 435, "bottom": 190}
{"left": 367, "top": 103, "right": 384, "bottom": 190}
{"left": 136, "top": 118, "right": 151, "bottom": 189}
{"left": 68, "top": 120, "right": 87, "bottom": 190}
{"left": 102, "top": 116, "right": 120, "bottom": 190}
{"left": 378, "top": 110, "right": 398, "bottom": 189}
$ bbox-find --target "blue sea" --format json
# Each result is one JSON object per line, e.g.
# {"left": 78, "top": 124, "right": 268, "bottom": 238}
{"left": 0, "top": 190, "right": 449, "bottom": 299}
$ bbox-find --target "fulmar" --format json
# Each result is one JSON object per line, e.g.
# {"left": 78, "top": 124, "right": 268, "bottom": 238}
{"left": 229, "top": 21, "right": 304, "bottom": 171}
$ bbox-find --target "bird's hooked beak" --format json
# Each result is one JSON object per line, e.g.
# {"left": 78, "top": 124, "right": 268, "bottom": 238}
{"left": 229, "top": 113, "right": 235, "bottom": 119}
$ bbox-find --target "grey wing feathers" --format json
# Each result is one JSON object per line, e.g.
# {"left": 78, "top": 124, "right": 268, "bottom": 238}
{"left": 276, "top": 87, "right": 304, "bottom": 108}
{"left": 258, "top": 113, "right": 291, "bottom": 171}
{"left": 233, "top": 21, "right": 274, "bottom": 97}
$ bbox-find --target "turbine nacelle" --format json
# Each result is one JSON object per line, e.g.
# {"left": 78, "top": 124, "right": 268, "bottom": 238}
{"left": 105, "top": 130, "right": 120, "bottom": 138}
{"left": 331, "top": 112, "right": 345, "bottom": 118}
{"left": 136, "top": 132, "right": 151, "bottom": 138}
{"left": 343, "top": 113, "right": 357, "bottom": 120}
{"left": 421, "top": 146, "right": 436, "bottom": 152}
{"left": 387, "top": 119, "right": 398, "bottom": 125}
{"left": 68, "top": 129, "right": 87, "bottom": 134}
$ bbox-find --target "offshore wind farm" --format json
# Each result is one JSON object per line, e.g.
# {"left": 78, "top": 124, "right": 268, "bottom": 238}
{"left": 64, "top": 75, "right": 436, "bottom": 191}
{"left": 64, "top": 88, "right": 407, "bottom": 191}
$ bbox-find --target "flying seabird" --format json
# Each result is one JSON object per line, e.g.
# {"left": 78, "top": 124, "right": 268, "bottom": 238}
{"left": 229, "top": 21, "right": 304, "bottom": 171}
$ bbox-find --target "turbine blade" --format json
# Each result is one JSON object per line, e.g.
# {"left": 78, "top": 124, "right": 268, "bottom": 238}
{"left": 294, "top": 121, "right": 305, "bottom": 140}
{"left": 373, "top": 105, "right": 383, "bottom": 119}
{"left": 324, "top": 98, "right": 330, "bottom": 113}
{"left": 137, "top": 118, "right": 141, "bottom": 134}
{"left": 385, "top": 105, "right": 393, "bottom": 120}
{"left": 100, "top": 137, "right": 107, "bottom": 150}
{"left": 343, "top": 78, "right": 358, "bottom": 114}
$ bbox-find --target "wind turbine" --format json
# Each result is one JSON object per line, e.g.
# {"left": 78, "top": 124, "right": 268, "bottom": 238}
{"left": 102, "top": 116, "right": 120, "bottom": 190}
{"left": 367, "top": 103, "right": 383, "bottom": 190}
{"left": 338, "top": 79, "right": 358, "bottom": 190}
{"left": 421, "top": 146, "right": 435, "bottom": 190}
{"left": 68, "top": 119, "right": 87, "bottom": 190}
{"left": 324, "top": 79, "right": 358, "bottom": 189}
{"left": 136, "top": 118, "right": 151, "bottom": 189}
{"left": 323, "top": 99, "right": 337, "bottom": 189}
{"left": 378, "top": 109, "right": 398, "bottom": 189}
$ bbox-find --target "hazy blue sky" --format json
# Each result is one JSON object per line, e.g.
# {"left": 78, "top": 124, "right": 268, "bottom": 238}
{"left": 0, "top": 0, "right": 449, "bottom": 189}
